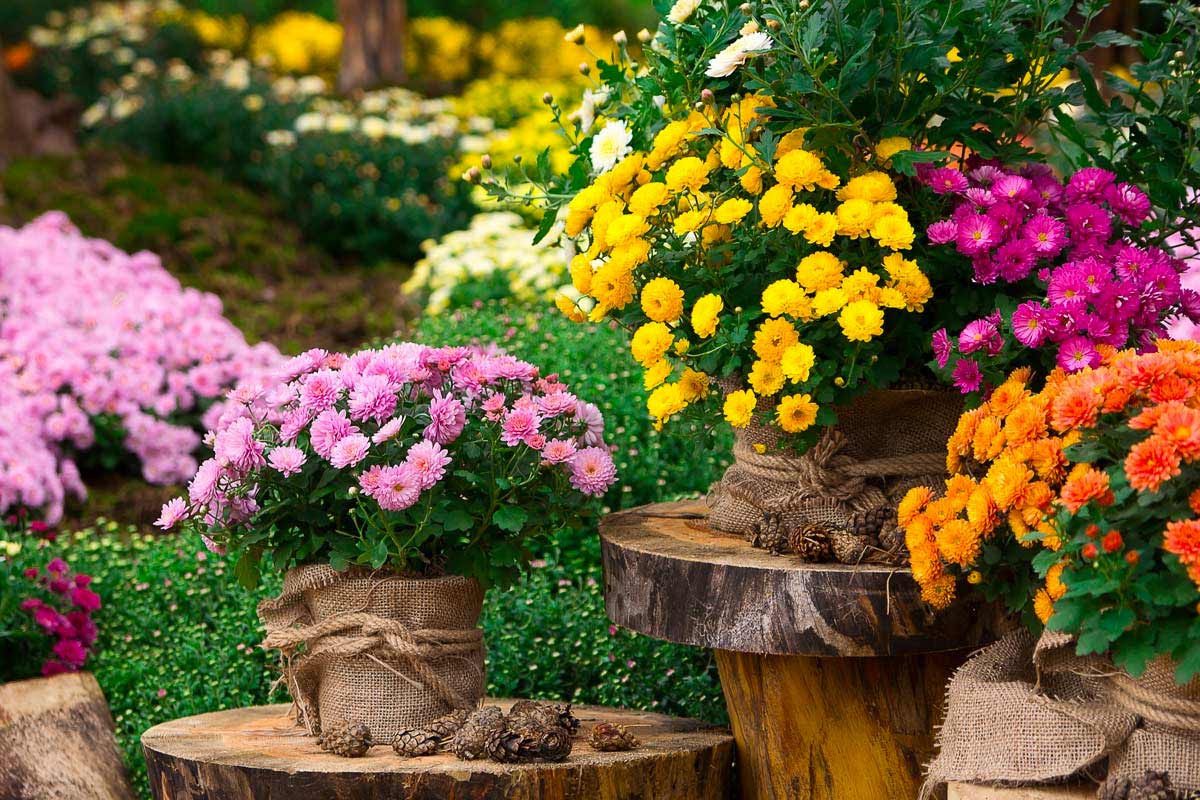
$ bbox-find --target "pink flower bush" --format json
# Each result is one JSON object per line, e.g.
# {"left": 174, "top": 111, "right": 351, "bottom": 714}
{"left": 162, "top": 343, "right": 617, "bottom": 585}
{"left": 0, "top": 213, "right": 282, "bottom": 521}
{"left": 14, "top": 549, "right": 102, "bottom": 677}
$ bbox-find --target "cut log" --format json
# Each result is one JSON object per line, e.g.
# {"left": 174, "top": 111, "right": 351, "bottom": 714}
{"left": 600, "top": 499, "right": 1005, "bottom": 656}
{"left": 0, "top": 671, "right": 135, "bottom": 800}
{"left": 142, "top": 701, "right": 734, "bottom": 800}
{"left": 337, "top": 0, "right": 407, "bottom": 93}
{"left": 948, "top": 783, "right": 1093, "bottom": 800}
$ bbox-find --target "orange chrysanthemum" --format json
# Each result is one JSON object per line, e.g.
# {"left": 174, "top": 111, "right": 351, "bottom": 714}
{"left": 1190, "top": 488, "right": 1200, "bottom": 516}
{"left": 1059, "top": 467, "right": 1111, "bottom": 513}
{"left": 1153, "top": 402, "right": 1200, "bottom": 461}
{"left": 1164, "top": 519, "right": 1200, "bottom": 567}
{"left": 1125, "top": 435, "right": 1182, "bottom": 493}
{"left": 898, "top": 486, "right": 933, "bottom": 528}
{"left": 1049, "top": 385, "right": 1101, "bottom": 432}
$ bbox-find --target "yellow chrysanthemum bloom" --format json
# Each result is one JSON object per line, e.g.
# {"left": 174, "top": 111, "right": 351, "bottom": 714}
{"left": 797, "top": 251, "right": 845, "bottom": 293}
{"left": 775, "top": 149, "right": 826, "bottom": 191}
{"left": 758, "top": 184, "right": 794, "bottom": 228}
{"left": 780, "top": 342, "right": 815, "bottom": 383}
{"left": 565, "top": 209, "right": 592, "bottom": 238}
{"left": 606, "top": 214, "right": 650, "bottom": 248}
{"left": 647, "top": 120, "right": 691, "bottom": 170}
{"left": 870, "top": 214, "right": 915, "bottom": 250}
{"left": 776, "top": 393, "right": 819, "bottom": 433}
{"left": 723, "top": 388, "right": 757, "bottom": 428}
{"left": 812, "top": 286, "right": 849, "bottom": 317}
{"left": 641, "top": 277, "right": 685, "bottom": 323}
{"left": 782, "top": 203, "right": 820, "bottom": 234}
{"left": 803, "top": 213, "right": 838, "bottom": 247}
{"left": 761, "top": 279, "right": 809, "bottom": 318}
{"left": 841, "top": 266, "right": 880, "bottom": 301}
{"left": 875, "top": 136, "right": 911, "bottom": 163}
{"left": 748, "top": 360, "right": 785, "bottom": 396}
{"left": 1033, "top": 588, "right": 1054, "bottom": 624}
{"left": 691, "top": 293, "right": 723, "bottom": 338}
{"left": 569, "top": 182, "right": 609, "bottom": 213}
{"left": 715, "top": 198, "right": 754, "bottom": 224}
{"left": 644, "top": 359, "right": 672, "bottom": 390}
{"left": 740, "top": 166, "right": 764, "bottom": 195}
{"left": 1046, "top": 561, "right": 1068, "bottom": 600}
{"left": 838, "top": 299, "right": 885, "bottom": 342}
{"left": 555, "top": 290, "right": 587, "bottom": 322}
{"left": 837, "top": 171, "right": 897, "bottom": 203}
{"left": 569, "top": 254, "right": 594, "bottom": 294}
{"left": 673, "top": 209, "right": 708, "bottom": 236}
{"left": 936, "top": 519, "right": 981, "bottom": 567}
{"left": 701, "top": 223, "right": 732, "bottom": 246}
{"left": 630, "top": 321, "right": 675, "bottom": 367}
{"left": 752, "top": 317, "right": 800, "bottom": 363}
{"left": 877, "top": 287, "right": 908, "bottom": 309}
{"left": 608, "top": 153, "right": 646, "bottom": 194}
{"left": 609, "top": 239, "right": 651, "bottom": 272}
{"left": 628, "top": 182, "right": 671, "bottom": 216}
{"left": 647, "top": 382, "right": 688, "bottom": 428}
{"left": 835, "top": 198, "right": 877, "bottom": 238}
{"left": 774, "top": 128, "right": 807, "bottom": 160}
{"left": 679, "top": 368, "right": 710, "bottom": 401}
{"left": 589, "top": 260, "right": 635, "bottom": 312}
{"left": 589, "top": 199, "right": 626, "bottom": 253}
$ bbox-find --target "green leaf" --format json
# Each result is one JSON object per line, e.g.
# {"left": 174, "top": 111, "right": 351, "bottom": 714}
{"left": 492, "top": 505, "right": 529, "bottom": 533}
{"left": 233, "top": 548, "right": 261, "bottom": 590}
{"left": 441, "top": 509, "right": 474, "bottom": 532}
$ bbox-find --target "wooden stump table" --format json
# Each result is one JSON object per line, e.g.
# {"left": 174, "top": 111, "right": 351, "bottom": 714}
{"left": 601, "top": 500, "right": 1007, "bottom": 800}
{"left": 141, "top": 699, "right": 734, "bottom": 800}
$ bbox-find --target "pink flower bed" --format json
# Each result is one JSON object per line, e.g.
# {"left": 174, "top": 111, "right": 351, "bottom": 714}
{"left": 0, "top": 212, "right": 281, "bottom": 521}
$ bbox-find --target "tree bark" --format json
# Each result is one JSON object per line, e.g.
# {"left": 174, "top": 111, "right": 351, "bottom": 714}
{"left": 0, "top": 54, "right": 34, "bottom": 166}
{"left": 337, "top": 0, "right": 407, "bottom": 94}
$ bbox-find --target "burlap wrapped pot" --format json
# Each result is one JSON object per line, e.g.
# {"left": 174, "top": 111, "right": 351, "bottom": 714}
{"left": 258, "top": 564, "right": 486, "bottom": 744}
{"left": 922, "top": 629, "right": 1200, "bottom": 797}
{"left": 707, "top": 387, "right": 963, "bottom": 536}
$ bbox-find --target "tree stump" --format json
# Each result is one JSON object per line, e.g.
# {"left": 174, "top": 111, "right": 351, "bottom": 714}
{"left": 600, "top": 500, "right": 1008, "bottom": 800}
{"left": 0, "top": 672, "right": 135, "bottom": 800}
{"left": 142, "top": 700, "right": 734, "bottom": 800}
{"left": 947, "top": 783, "right": 1093, "bottom": 800}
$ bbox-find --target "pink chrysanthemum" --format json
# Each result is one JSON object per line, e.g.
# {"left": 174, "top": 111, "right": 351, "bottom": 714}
{"left": 310, "top": 409, "right": 357, "bottom": 459}
{"left": 926, "top": 220, "right": 958, "bottom": 245}
{"left": 1022, "top": 214, "right": 1068, "bottom": 256}
{"left": 424, "top": 391, "right": 466, "bottom": 445}
{"left": 155, "top": 497, "right": 188, "bottom": 530}
{"left": 925, "top": 167, "right": 969, "bottom": 195}
{"left": 373, "top": 464, "right": 422, "bottom": 511}
{"left": 329, "top": 434, "right": 371, "bottom": 468}
{"left": 569, "top": 447, "right": 617, "bottom": 496}
{"left": 348, "top": 374, "right": 397, "bottom": 423}
{"left": 268, "top": 445, "right": 307, "bottom": 476}
{"left": 536, "top": 390, "right": 578, "bottom": 419}
{"left": 952, "top": 358, "right": 983, "bottom": 394}
{"left": 932, "top": 328, "right": 952, "bottom": 369}
{"left": 1010, "top": 302, "right": 1048, "bottom": 348}
{"left": 502, "top": 406, "right": 542, "bottom": 446}
{"left": 541, "top": 438, "right": 578, "bottom": 464}
{"left": 371, "top": 417, "right": 405, "bottom": 444}
{"left": 214, "top": 416, "right": 265, "bottom": 471}
{"left": 481, "top": 393, "right": 507, "bottom": 421}
{"left": 955, "top": 213, "right": 1000, "bottom": 256}
{"left": 575, "top": 401, "right": 606, "bottom": 446}
{"left": 1057, "top": 336, "right": 1101, "bottom": 372}
{"left": 188, "top": 458, "right": 224, "bottom": 504}
{"left": 298, "top": 369, "right": 342, "bottom": 413}
{"left": 405, "top": 440, "right": 451, "bottom": 489}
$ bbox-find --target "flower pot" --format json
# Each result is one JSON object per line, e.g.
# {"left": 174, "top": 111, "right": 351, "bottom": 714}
{"left": 259, "top": 564, "right": 486, "bottom": 744}
{"left": 707, "top": 388, "right": 963, "bottom": 538}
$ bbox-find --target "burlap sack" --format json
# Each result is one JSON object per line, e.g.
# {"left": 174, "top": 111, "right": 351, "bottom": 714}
{"left": 923, "top": 629, "right": 1200, "bottom": 797}
{"left": 258, "top": 564, "right": 486, "bottom": 743}
{"left": 707, "top": 388, "right": 963, "bottom": 535}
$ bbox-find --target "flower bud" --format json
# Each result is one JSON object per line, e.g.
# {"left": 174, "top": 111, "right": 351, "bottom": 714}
{"left": 464, "top": 166, "right": 481, "bottom": 184}
{"left": 1082, "top": 542, "right": 1098, "bottom": 560}
{"left": 1102, "top": 530, "right": 1124, "bottom": 553}
{"left": 1125, "top": 550, "right": 1140, "bottom": 566}
{"left": 579, "top": 62, "right": 590, "bottom": 75}
{"left": 637, "top": 28, "right": 652, "bottom": 43}
{"left": 700, "top": 88, "right": 715, "bottom": 105}
{"left": 480, "top": 154, "right": 492, "bottom": 170}
{"left": 767, "top": 18, "right": 781, "bottom": 31}
{"left": 799, "top": 0, "right": 810, "bottom": 8}
{"left": 513, "top": 154, "right": 523, "bottom": 164}
{"left": 613, "top": 30, "right": 628, "bottom": 45}
{"left": 542, "top": 92, "right": 554, "bottom": 105}
{"left": 739, "top": 2, "right": 752, "bottom": 12}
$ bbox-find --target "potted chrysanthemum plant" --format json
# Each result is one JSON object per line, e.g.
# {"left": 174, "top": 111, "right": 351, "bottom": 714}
{"left": 159, "top": 343, "right": 617, "bottom": 742}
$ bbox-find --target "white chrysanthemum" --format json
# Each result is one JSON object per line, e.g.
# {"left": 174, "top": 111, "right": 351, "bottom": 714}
{"left": 667, "top": 0, "right": 703, "bottom": 24}
{"left": 589, "top": 120, "right": 633, "bottom": 174}
{"left": 705, "top": 31, "right": 773, "bottom": 78}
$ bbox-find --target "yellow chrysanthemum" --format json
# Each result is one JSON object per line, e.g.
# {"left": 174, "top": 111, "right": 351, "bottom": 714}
{"left": 640, "top": 277, "right": 685, "bottom": 323}
{"left": 644, "top": 359, "right": 672, "bottom": 390}
{"left": 1046, "top": 561, "right": 1068, "bottom": 600}
{"left": 691, "top": 293, "right": 723, "bottom": 338}
{"left": 679, "top": 368, "right": 710, "bottom": 402}
{"left": 936, "top": 519, "right": 981, "bottom": 568}
{"left": 1033, "top": 589, "right": 1055, "bottom": 624}
{"left": 780, "top": 342, "right": 815, "bottom": 383}
{"left": 590, "top": 261, "right": 635, "bottom": 311}
{"left": 701, "top": 223, "right": 731, "bottom": 246}
{"left": 776, "top": 393, "right": 819, "bottom": 433}
{"left": 898, "top": 486, "right": 934, "bottom": 527}
{"left": 752, "top": 317, "right": 800, "bottom": 363}
{"left": 630, "top": 321, "right": 674, "bottom": 367}
{"left": 673, "top": 209, "right": 708, "bottom": 236}
{"left": 774, "top": 128, "right": 807, "bottom": 159}
{"left": 740, "top": 166, "right": 764, "bottom": 195}
{"left": 569, "top": 254, "right": 594, "bottom": 294}
{"left": 589, "top": 199, "right": 626, "bottom": 252}
{"left": 723, "top": 388, "right": 757, "bottom": 428}
{"left": 748, "top": 360, "right": 785, "bottom": 396}
{"left": 797, "top": 251, "right": 845, "bottom": 293}
{"left": 628, "top": 182, "right": 671, "bottom": 216}
{"left": 870, "top": 214, "right": 915, "bottom": 250}
{"left": 803, "top": 213, "right": 838, "bottom": 247}
{"left": 715, "top": 197, "right": 754, "bottom": 224}
{"left": 647, "top": 382, "right": 688, "bottom": 428}
{"left": 758, "top": 184, "right": 794, "bottom": 228}
{"left": 841, "top": 266, "right": 880, "bottom": 301}
{"left": 875, "top": 136, "right": 911, "bottom": 163}
{"left": 606, "top": 214, "right": 650, "bottom": 248}
{"left": 812, "top": 286, "right": 849, "bottom": 317}
{"left": 782, "top": 203, "right": 820, "bottom": 235}
{"left": 761, "top": 279, "right": 808, "bottom": 318}
{"left": 775, "top": 149, "right": 825, "bottom": 190}
{"left": 665, "top": 156, "right": 710, "bottom": 193}
{"left": 838, "top": 299, "right": 885, "bottom": 342}
{"left": 837, "top": 171, "right": 897, "bottom": 203}
{"left": 646, "top": 120, "right": 691, "bottom": 170}
{"left": 609, "top": 239, "right": 651, "bottom": 271}
{"left": 835, "top": 198, "right": 877, "bottom": 238}
{"left": 555, "top": 290, "right": 587, "bottom": 322}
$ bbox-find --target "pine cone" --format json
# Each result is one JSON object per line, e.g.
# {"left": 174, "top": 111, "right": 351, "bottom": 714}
{"left": 509, "top": 700, "right": 580, "bottom": 734}
{"left": 847, "top": 506, "right": 894, "bottom": 538}
{"left": 588, "top": 721, "right": 640, "bottom": 751}
{"left": 317, "top": 721, "right": 373, "bottom": 757}
{"left": 451, "top": 706, "right": 506, "bottom": 760}
{"left": 426, "top": 708, "right": 470, "bottom": 739}
{"left": 500, "top": 723, "right": 573, "bottom": 763}
{"left": 392, "top": 728, "right": 440, "bottom": 757}
{"left": 751, "top": 511, "right": 791, "bottom": 554}
{"left": 788, "top": 522, "right": 833, "bottom": 562}
{"left": 1098, "top": 770, "right": 1178, "bottom": 800}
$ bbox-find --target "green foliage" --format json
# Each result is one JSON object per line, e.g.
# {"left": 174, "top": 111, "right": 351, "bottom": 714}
{"left": 411, "top": 304, "right": 733, "bottom": 545}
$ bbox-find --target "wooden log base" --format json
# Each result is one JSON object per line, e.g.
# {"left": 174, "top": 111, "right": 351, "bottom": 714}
{"left": 142, "top": 701, "right": 734, "bottom": 800}
{"left": 948, "top": 783, "right": 1093, "bottom": 799}
{"left": 0, "top": 672, "right": 135, "bottom": 800}
{"left": 718, "top": 649, "right": 961, "bottom": 800}
{"left": 600, "top": 500, "right": 1004, "bottom": 656}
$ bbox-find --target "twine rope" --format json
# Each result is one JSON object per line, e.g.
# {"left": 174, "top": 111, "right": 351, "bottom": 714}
{"left": 263, "top": 612, "right": 483, "bottom": 711}
{"left": 1108, "top": 672, "right": 1200, "bottom": 732}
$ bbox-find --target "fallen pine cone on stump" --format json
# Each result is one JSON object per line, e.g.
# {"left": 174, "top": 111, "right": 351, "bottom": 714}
{"left": 392, "top": 728, "right": 440, "bottom": 757}
{"left": 787, "top": 522, "right": 833, "bottom": 562}
{"left": 317, "top": 721, "right": 373, "bottom": 757}
{"left": 508, "top": 700, "right": 580, "bottom": 734}
{"left": 589, "top": 722, "right": 640, "bottom": 752}
{"left": 425, "top": 708, "right": 470, "bottom": 739}
{"left": 1098, "top": 770, "right": 1180, "bottom": 800}
{"left": 451, "top": 706, "right": 506, "bottom": 761}
{"left": 485, "top": 722, "right": 573, "bottom": 763}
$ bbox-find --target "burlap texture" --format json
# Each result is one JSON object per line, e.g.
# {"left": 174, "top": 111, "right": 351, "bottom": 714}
{"left": 258, "top": 564, "right": 486, "bottom": 744}
{"left": 707, "top": 388, "right": 963, "bottom": 535}
{"left": 923, "top": 630, "right": 1200, "bottom": 797}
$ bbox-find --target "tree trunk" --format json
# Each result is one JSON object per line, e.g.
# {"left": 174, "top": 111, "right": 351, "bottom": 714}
{"left": 337, "top": 0, "right": 407, "bottom": 94}
{"left": 0, "top": 53, "right": 34, "bottom": 166}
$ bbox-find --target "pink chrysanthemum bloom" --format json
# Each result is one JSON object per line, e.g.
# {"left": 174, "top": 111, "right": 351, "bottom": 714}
{"left": 1022, "top": 214, "right": 1068, "bottom": 256}
{"left": 575, "top": 401, "right": 606, "bottom": 446}
{"left": 348, "top": 374, "right": 397, "bottom": 423}
{"left": 926, "top": 220, "right": 958, "bottom": 245}
{"left": 373, "top": 464, "right": 422, "bottom": 511}
{"left": 931, "top": 328, "right": 952, "bottom": 369}
{"left": 957, "top": 318, "right": 1000, "bottom": 355}
{"left": 424, "top": 391, "right": 466, "bottom": 445}
{"left": 214, "top": 416, "right": 265, "bottom": 471}
{"left": 541, "top": 438, "right": 578, "bottom": 464}
{"left": 359, "top": 464, "right": 386, "bottom": 496}
{"left": 952, "top": 358, "right": 983, "bottom": 393}
{"left": 1011, "top": 302, "right": 1048, "bottom": 347}
{"left": 268, "top": 445, "right": 307, "bottom": 476}
{"left": 925, "top": 167, "right": 969, "bottom": 195}
{"left": 501, "top": 406, "right": 542, "bottom": 447}
{"left": 536, "top": 390, "right": 578, "bottom": 418}
{"left": 405, "top": 440, "right": 451, "bottom": 489}
{"left": 329, "top": 434, "right": 371, "bottom": 468}
{"left": 310, "top": 409, "right": 357, "bottom": 459}
{"left": 298, "top": 369, "right": 342, "bottom": 413}
{"left": 481, "top": 393, "right": 507, "bottom": 421}
{"left": 188, "top": 458, "right": 225, "bottom": 504}
{"left": 526, "top": 433, "right": 547, "bottom": 451}
{"left": 371, "top": 417, "right": 405, "bottom": 444}
{"left": 1057, "top": 336, "right": 1101, "bottom": 372}
{"left": 955, "top": 213, "right": 1000, "bottom": 256}
{"left": 155, "top": 497, "right": 188, "bottom": 530}
{"left": 569, "top": 447, "right": 617, "bottom": 496}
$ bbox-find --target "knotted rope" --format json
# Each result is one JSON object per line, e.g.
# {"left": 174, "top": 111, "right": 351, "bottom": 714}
{"left": 263, "top": 611, "right": 483, "bottom": 711}
{"left": 1107, "top": 670, "right": 1200, "bottom": 733}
